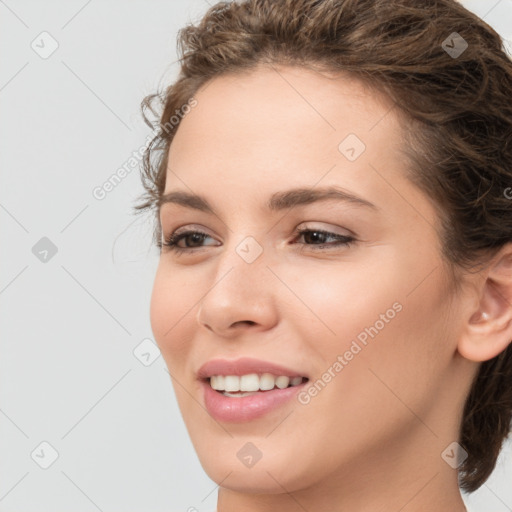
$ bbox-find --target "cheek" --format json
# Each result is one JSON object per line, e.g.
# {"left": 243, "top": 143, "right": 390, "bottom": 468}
{"left": 149, "top": 265, "right": 197, "bottom": 365}
{"left": 280, "top": 261, "right": 403, "bottom": 357}
{"left": 312, "top": 264, "right": 454, "bottom": 424}
{"left": 285, "top": 272, "right": 449, "bottom": 461}
{"left": 285, "top": 255, "right": 451, "bottom": 395}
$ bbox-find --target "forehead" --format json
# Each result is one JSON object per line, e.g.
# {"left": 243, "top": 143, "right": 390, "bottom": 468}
{"left": 173, "top": 65, "right": 397, "bottom": 142}
{"left": 167, "top": 64, "right": 403, "bottom": 186}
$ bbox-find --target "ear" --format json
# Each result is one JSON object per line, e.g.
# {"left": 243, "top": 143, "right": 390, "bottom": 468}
{"left": 458, "top": 243, "right": 512, "bottom": 362}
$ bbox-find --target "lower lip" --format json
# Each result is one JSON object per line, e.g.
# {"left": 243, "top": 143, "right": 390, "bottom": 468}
{"left": 201, "top": 379, "right": 307, "bottom": 423}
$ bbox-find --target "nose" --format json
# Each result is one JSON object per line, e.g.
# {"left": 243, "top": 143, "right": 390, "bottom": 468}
{"left": 195, "top": 243, "right": 279, "bottom": 337}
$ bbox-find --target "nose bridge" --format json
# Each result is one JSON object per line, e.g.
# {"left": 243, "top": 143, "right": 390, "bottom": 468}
{"left": 196, "top": 231, "right": 278, "bottom": 332}
{"left": 211, "top": 232, "right": 271, "bottom": 300}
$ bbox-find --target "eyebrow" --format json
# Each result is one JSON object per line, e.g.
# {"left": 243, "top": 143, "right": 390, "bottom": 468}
{"left": 158, "top": 186, "right": 378, "bottom": 215}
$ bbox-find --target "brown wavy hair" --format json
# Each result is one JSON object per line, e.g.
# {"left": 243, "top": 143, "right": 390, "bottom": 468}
{"left": 134, "top": 0, "right": 512, "bottom": 493}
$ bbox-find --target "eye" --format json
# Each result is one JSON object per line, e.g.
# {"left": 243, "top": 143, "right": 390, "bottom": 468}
{"left": 293, "top": 227, "right": 355, "bottom": 250}
{"left": 161, "top": 226, "right": 356, "bottom": 255}
{"left": 162, "top": 229, "right": 218, "bottom": 254}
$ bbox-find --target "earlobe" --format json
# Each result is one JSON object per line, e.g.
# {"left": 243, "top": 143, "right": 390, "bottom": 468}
{"left": 458, "top": 243, "right": 512, "bottom": 363}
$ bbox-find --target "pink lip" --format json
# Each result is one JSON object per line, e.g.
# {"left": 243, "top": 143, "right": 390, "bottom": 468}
{"left": 197, "top": 357, "right": 309, "bottom": 423}
{"left": 197, "top": 356, "right": 308, "bottom": 379}
{"left": 201, "top": 379, "right": 307, "bottom": 423}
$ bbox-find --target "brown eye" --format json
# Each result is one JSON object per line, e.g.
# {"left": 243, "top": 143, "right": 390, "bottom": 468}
{"left": 295, "top": 228, "right": 356, "bottom": 249}
{"left": 162, "top": 230, "right": 218, "bottom": 253}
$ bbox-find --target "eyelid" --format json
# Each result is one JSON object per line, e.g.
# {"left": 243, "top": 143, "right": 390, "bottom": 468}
{"left": 161, "top": 223, "right": 213, "bottom": 240}
{"left": 163, "top": 220, "right": 353, "bottom": 235}
{"left": 298, "top": 222, "right": 355, "bottom": 237}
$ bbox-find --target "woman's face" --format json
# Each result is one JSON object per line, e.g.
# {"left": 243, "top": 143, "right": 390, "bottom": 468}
{"left": 150, "top": 65, "right": 475, "bottom": 498}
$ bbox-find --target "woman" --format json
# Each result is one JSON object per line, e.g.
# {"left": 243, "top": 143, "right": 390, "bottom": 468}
{"left": 135, "top": 0, "right": 512, "bottom": 510}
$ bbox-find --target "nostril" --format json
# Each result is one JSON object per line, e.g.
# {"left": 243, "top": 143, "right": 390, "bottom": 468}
{"left": 233, "top": 320, "right": 256, "bottom": 327}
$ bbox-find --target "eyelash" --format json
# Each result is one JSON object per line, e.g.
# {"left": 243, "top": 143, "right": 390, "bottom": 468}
{"left": 161, "top": 227, "right": 356, "bottom": 255}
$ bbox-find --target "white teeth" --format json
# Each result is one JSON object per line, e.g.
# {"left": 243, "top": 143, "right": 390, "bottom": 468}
{"left": 223, "top": 391, "right": 256, "bottom": 398}
{"left": 224, "top": 375, "right": 240, "bottom": 392}
{"left": 290, "top": 376, "right": 303, "bottom": 386}
{"left": 210, "top": 375, "right": 224, "bottom": 390}
{"left": 275, "top": 376, "right": 290, "bottom": 389}
{"left": 209, "top": 373, "right": 305, "bottom": 392}
{"left": 260, "top": 373, "right": 275, "bottom": 391}
{"left": 240, "top": 373, "right": 260, "bottom": 392}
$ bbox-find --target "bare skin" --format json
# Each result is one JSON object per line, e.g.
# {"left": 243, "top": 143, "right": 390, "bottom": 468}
{"left": 150, "top": 64, "right": 512, "bottom": 512}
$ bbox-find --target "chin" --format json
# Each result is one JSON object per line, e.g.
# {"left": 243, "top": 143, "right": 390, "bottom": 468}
{"left": 197, "top": 451, "right": 316, "bottom": 495}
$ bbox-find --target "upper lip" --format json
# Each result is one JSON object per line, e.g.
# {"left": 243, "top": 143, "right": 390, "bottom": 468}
{"left": 197, "top": 357, "right": 309, "bottom": 380}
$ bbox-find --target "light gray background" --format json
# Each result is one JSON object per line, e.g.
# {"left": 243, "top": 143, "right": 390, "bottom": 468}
{"left": 1, "top": 1, "right": 511, "bottom": 511}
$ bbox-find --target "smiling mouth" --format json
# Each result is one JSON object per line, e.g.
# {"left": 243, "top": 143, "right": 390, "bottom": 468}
{"left": 206, "top": 373, "right": 309, "bottom": 397}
